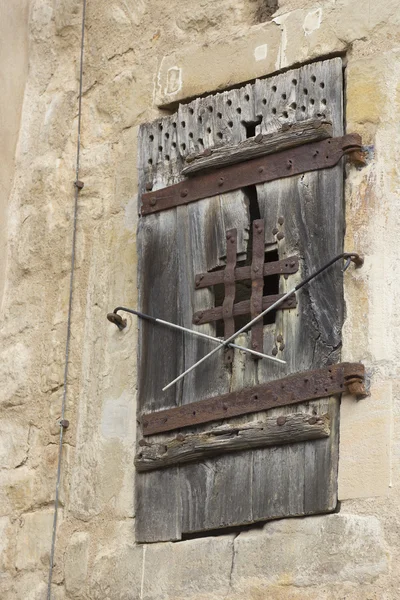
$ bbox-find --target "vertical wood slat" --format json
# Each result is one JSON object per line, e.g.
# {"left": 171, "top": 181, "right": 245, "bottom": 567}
{"left": 135, "top": 118, "right": 184, "bottom": 543}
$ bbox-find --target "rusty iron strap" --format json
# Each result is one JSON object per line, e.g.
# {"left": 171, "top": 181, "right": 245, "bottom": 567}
{"left": 223, "top": 229, "right": 237, "bottom": 364}
{"left": 250, "top": 219, "right": 266, "bottom": 355}
{"left": 195, "top": 255, "right": 299, "bottom": 289}
{"left": 141, "top": 134, "right": 362, "bottom": 215}
{"left": 141, "top": 362, "right": 365, "bottom": 436}
{"left": 193, "top": 293, "right": 296, "bottom": 326}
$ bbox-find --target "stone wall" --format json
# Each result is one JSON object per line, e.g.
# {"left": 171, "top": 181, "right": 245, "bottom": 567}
{"left": 0, "top": 0, "right": 399, "bottom": 598}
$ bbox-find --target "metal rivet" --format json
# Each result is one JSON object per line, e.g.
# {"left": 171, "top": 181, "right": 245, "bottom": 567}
{"left": 252, "top": 342, "right": 258, "bottom": 349}
{"left": 279, "top": 343, "right": 285, "bottom": 351}
{"left": 226, "top": 232, "right": 231, "bottom": 240}
{"left": 290, "top": 261, "right": 296, "bottom": 267}
{"left": 277, "top": 416, "right": 286, "bottom": 426}
{"left": 145, "top": 182, "right": 153, "bottom": 191}
{"left": 258, "top": 166, "right": 264, "bottom": 173}
{"left": 230, "top": 237, "right": 235, "bottom": 243}
{"left": 287, "top": 160, "right": 293, "bottom": 169}
{"left": 218, "top": 177, "right": 225, "bottom": 186}
{"left": 277, "top": 335, "right": 283, "bottom": 343}
{"left": 277, "top": 232, "right": 284, "bottom": 240}
{"left": 60, "top": 419, "right": 69, "bottom": 429}
{"left": 278, "top": 217, "right": 284, "bottom": 225}
{"left": 272, "top": 347, "right": 278, "bottom": 356}
{"left": 180, "top": 189, "right": 188, "bottom": 198}
{"left": 272, "top": 227, "right": 279, "bottom": 235}
{"left": 308, "top": 417, "right": 317, "bottom": 425}
{"left": 150, "top": 198, "right": 157, "bottom": 206}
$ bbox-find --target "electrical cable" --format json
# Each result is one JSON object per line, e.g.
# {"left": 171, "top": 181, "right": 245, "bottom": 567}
{"left": 46, "top": 1, "right": 87, "bottom": 597}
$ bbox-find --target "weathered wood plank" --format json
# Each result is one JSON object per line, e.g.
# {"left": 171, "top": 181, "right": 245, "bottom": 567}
{"left": 252, "top": 57, "right": 344, "bottom": 522}
{"left": 135, "top": 412, "right": 330, "bottom": 471}
{"left": 179, "top": 88, "right": 253, "bottom": 536}
{"left": 136, "top": 117, "right": 184, "bottom": 543}
{"left": 182, "top": 118, "right": 332, "bottom": 175}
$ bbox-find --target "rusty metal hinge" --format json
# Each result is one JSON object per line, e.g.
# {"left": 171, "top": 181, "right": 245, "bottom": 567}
{"left": 141, "top": 134, "right": 362, "bottom": 215}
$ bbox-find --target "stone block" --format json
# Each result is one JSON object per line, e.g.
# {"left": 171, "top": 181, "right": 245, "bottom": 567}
{"left": 0, "top": 516, "right": 11, "bottom": 571}
{"left": 338, "top": 382, "right": 392, "bottom": 500}
{"left": 232, "top": 514, "right": 388, "bottom": 591}
{"left": 64, "top": 531, "right": 90, "bottom": 597}
{"left": 143, "top": 535, "right": 233, "bottom": 599}
{"left": 346, "top": 55, "right": 387, "bottom": 129}
{"left": 154, "top": 21, "right": 281, "bottom": 107}
{"left": 15, "top": 509, "right": 58, "bottom": 571}
{"left": 0, "top": 420, "right": 29, "bottom": 469}
{"left": 89, "top": 538, "right": 143, "bottom": 600}
{"left": 0, "top": 343, "right": 30, "bottom": 407}
{"left": 0, "top": 467, "right": 34, "bottom": 516}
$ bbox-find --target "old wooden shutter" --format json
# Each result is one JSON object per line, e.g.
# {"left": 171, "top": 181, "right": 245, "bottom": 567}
{"left": 135, "top": 58, "right": 346, "bottom": 542}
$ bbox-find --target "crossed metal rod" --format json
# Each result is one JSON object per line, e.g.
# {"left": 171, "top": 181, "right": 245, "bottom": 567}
{"left": 161, "top": 252, "right": 363, "bottom": 391}
{"left": 107, "top": 307, "right": 286, "bottom": 364}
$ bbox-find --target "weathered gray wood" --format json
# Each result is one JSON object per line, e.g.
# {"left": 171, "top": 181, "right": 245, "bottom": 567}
{"left": 135, "top": 412, "right": 330, "bottom": 471}
{"left": 251, "top": 57, "right": 343, "bottom": 521}
{"left": 135, "top": 117, "right": 184, "bottom": 543}
{"left": 178, "top": 88, "right": 253, "bottom": 536}
{"left": 182, "top": 118, "right": 332, "bottom": 175}
{"left": 136, "top": 58, "right": 344, "bottom": 541}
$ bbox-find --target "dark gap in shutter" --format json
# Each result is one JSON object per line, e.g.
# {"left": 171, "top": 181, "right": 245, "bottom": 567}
{"left": 243, "top": 116, "right": 263, "bottom": 138}
{"left": 263, "top": 249, "right": 280, "bottom": 325}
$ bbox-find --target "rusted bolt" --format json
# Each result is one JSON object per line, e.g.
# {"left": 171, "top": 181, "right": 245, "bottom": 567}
{"left": 308, "top": 417, "right": 317, "bottom": 425}
{"left": 60, "top": 419, "right": 69, "bottom": 429}
{"left": 145, "top": 182, "right": 153, "bottom": 191}
{"left": 277, "top": 416, "right": 286, "bottom": 426}
{"left": 74, "top": 180, "right": 84, "bottom": 189}
{"left": 279, "top": 343, "right": 285, "bottom": 351}
{"left": 150, "top": 198, "right": 157, "bottom": 207}
{"left": 272, "top": 346, "right": 278, "bottom": 356}
{"left": 277, "top": 232, "right": 285, "bottom": 240}
{"left": 218, "top": 177, "right": 225, "bottom": 186}
{"left": 345, "top": 377, "right": 367, "bottom": 398}
{"left": 180, "top": 189, "right": 188, "bottom": 198}
{"left": 258, "top": 166, "right": 264, "bottom": 174}
{"left": 277, "top": 334, "right": 283, "bottom": 343}
{"left": 272, "top": 227, "right": 279, "bottom": 235}
{"left": 107, "top": 312, "right": 127, "bottom": 330}
{"left": 290, "top": 261, "right": 296, "bottom": 267}
{"left": 278, "top": 217, "right": 284, "bottom": 225}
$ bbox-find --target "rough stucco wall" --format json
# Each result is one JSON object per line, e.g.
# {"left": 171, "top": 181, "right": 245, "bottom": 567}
{"left": 1, "top": 0, "right": 400, "bottom": 599}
